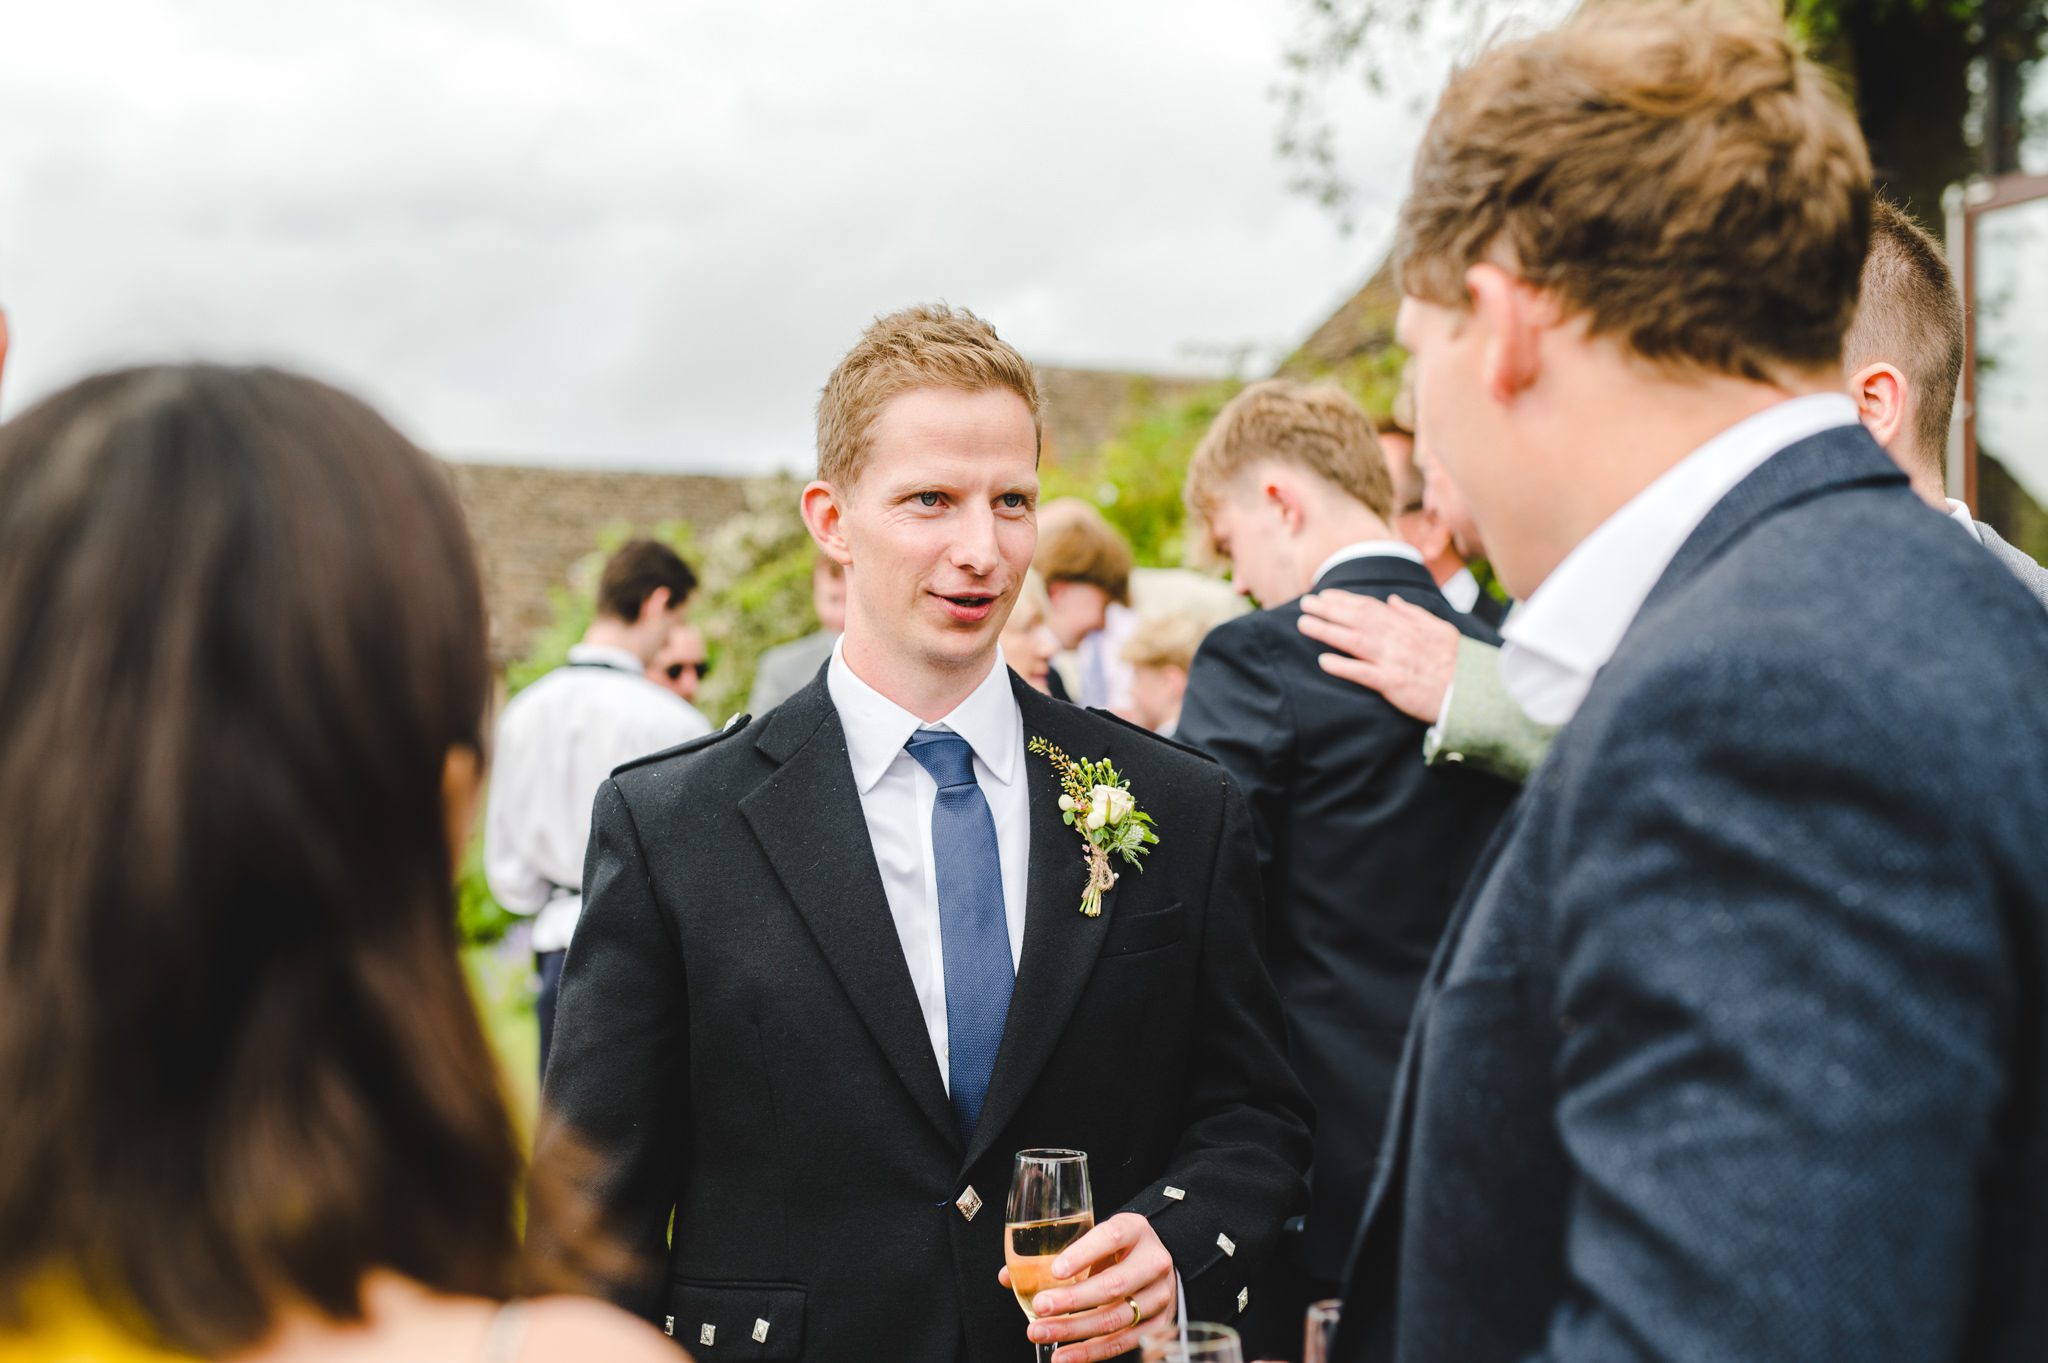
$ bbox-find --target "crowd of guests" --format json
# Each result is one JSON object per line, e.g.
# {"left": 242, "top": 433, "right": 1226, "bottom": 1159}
{"left": 2, "top": 4, "right": 2047, "bottom": 1363}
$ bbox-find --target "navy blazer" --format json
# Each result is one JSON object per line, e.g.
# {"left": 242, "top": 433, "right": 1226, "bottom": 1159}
{"left": 1336, "top": 426, "right": 2048, "bottom": 1363}
{"left": 1176, "top": 554, "right": 1516, "bottom": 1280}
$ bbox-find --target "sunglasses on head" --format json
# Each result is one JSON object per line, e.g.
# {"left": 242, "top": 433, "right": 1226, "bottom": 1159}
{"left": 666, "top": 660, "right": 711, "bottom": 681}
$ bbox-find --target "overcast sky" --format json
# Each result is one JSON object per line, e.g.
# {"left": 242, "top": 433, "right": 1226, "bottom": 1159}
{"left": 0, "top": 0, "right": 1554, "bottom": 474}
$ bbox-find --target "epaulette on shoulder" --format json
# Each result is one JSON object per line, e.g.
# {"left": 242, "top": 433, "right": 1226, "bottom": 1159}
{"left": 1087, "top": 706, "right": 1217, "bottom": 766}
{"left": 610, "top": 712, "right": 753, "bottom": 778}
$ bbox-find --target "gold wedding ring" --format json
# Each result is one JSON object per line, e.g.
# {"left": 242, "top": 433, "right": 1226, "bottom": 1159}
{"left": 1126, "top": 1297, "right": 1142, "bottom": 1330}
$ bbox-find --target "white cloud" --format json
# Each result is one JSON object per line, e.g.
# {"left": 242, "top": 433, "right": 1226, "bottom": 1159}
{"left": 0, "top": 0, "right": 1511, "bottom": 473}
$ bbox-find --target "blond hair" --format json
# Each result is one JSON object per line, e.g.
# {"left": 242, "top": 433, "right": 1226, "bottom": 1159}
{"left": 1034, "top": 498, "right": 1134, "bottom": 605}
{"left": 815, "top": 304, "right": 1042, "bottom": 489}
{"left": 1120, "top": 612, "right": 1208, "bottom": 673}
{"left": 1183, "top": 380, "right": 1394, "bottom": 529}
{"left": 1844, "top": 198, "right": 1963, "bottom": 483}
{"left": 1398, "top": 2, "right": 1871, "bottom": 383}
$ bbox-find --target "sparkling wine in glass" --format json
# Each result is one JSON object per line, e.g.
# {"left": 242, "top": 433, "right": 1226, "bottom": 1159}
{"left": 1138, "top": 1319, "right": 1245, "bottom": 1363}
{"left": 1007, "top": 1149, "right": 1094, "bottom": 1363}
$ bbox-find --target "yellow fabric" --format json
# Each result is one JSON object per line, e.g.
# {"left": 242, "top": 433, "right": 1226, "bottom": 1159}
{"left": 0, "top": 1281, "right": 195, "bottom": 1363}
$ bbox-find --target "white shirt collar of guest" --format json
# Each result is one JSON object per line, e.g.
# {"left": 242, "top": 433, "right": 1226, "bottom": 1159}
{"left": 1945, "top": 498, "right": 1985, "bottom": 544}
{"left": 1311, "top": 539, "right": 1423, "bottom": 588}
{"left": 565, "top": 642, "right": 648, "bottom": 674}
{"left": 1440, "top": 565, "right": 1482, "bottom": 614}
{"left": 828, "top": 639, "right": 1022, "bottom": 795}
{"left": 1499, "top": 392, "right": 1860, "bottom": 727}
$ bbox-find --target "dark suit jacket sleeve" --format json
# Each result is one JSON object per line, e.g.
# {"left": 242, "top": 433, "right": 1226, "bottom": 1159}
{"left": 1529, "top": 650, "right": 2008, "bottom": 1362}
{"left": 530, "top": 776, "right": 692, "bottom": 1318}
{"left": 1122, "top": 772, "right": 1313, "bottom": 1319}
{"left": 1174, "top": 620, "right": 1293, "bottom": 875}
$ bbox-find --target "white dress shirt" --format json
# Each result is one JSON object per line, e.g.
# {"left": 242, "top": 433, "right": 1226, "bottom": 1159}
{"left": 1440, "top": 565, "right": 1482, "bottom": 614}
{"left": 1945, "top": 498, "right": 1985, "bottom": 544}
{"left": 1500, "top": 393, "right": 1860, "bottom": 727}
{"left": 1311, "top": 539, "right": 1424, "bottom": 588}
{"left": 483, "top": 643, "right": 710, "bottom": 952}
{"left": 828, "top": 641, "right": 1031, "bottom": 1090}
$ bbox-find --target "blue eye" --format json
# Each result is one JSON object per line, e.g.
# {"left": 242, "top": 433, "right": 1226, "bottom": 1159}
{"left": 1000, "top": 493, "right": 1027, "bottom": 509}
{"left": 917, "top": 492, "right": 941, "bottom": 507}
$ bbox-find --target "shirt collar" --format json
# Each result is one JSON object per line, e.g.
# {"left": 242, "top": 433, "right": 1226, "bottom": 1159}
{"left": 1500, "top": 393, "right": 1859, "bottom": 726}
{"left": 566, "top": 643, "right": 647, "bottom": 674}
{"left": 1944, "top": 498, "right": 1985, "bottom": 544}
{"left": 1311, "top": 539, "right": 1424, "bottom": 588}
{"left": 1440, "top": 565, "right": 1481, "bottom": 614}
{"left": 827, "top": 639, "right": 1022, "bottom": 795}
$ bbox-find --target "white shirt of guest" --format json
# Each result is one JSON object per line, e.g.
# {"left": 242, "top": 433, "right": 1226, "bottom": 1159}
{"left": 1945, "top": 498, "right": 1985, "bottom": 544}
{"left": 1499, "top": 393, "right": 1860, "bottom": 727}
{"left": 1440, "top": 565, "right": 1482, "bottom": 614}
{"left": 829, "top": 640, "right": 1030, "bottom": 1091}
{"left": 483, "top": 643, "right": 710, "bottom": 953}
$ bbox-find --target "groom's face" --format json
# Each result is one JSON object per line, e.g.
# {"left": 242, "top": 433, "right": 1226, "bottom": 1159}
{"left": 837, "top": 385, "right": 1039, "bottom": 680}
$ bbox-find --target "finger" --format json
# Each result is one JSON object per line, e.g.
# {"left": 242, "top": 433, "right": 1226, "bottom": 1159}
{"left": 1039, "top": 1273, "right": 1178, "bottom": 1359}
{"left": 1034, "top": 1233, "right": 1169, "bottom": 1316}
{"left": 1316, "top": 651, "right": 1395, "bottom": 695}
{"left": 997, "top": 1265, "right": 1012, "bottom": 1289}
{"left": 1296, "top": 611, "right": 1376, "bottom": 660}
{"left": 1045, "top": 1212, "right": 1141, "bottom": 1281}
{"left": 1300, "top": 588, "right": 1387, "bottom": 630}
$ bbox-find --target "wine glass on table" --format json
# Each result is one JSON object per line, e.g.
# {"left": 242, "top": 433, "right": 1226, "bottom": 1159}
{"left": 1138, "top": 1319, "right": 1245, "bottom": 1362}
{"left": 1006, "top": 1149, "right": 1095, "bottom": 1363}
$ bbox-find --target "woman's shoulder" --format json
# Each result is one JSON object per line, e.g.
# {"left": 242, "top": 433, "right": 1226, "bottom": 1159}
{"left": 510, "top": 1296, "right": 684, "bottom": 1361}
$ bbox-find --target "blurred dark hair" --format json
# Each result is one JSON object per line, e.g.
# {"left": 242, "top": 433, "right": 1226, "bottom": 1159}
{"left": 597, "top": 539, "right": 697, "bottom": 622}
{"left": 0, "top": 365, "right": 554, "bottom": 1353}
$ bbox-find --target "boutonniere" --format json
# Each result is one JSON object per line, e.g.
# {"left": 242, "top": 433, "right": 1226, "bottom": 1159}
{"left": 1027, "top": 737, "right": 1159, "bottom": 917}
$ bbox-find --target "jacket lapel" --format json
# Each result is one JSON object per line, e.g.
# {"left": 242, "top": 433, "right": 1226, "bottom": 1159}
{"left": 738, "top": 675, "right": 958, "bottom": 1148}
{"left": 963, "top": 680, "right": 1115, "bottom": 1168}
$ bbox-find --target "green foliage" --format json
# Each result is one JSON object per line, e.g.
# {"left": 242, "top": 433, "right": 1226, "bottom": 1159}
{"left": 1041, "top": 380, "right": 1244, "bottom": 568}
{"left": 456, "top": 483, "right": 818, "bottom": 950}
{"left": 684, "top": 479, "right": 819, "bottom": 725}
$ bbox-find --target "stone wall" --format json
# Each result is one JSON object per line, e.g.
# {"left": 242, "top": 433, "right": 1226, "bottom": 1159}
{"left": 443, "top": 461, "right": 750, "bottom": 663}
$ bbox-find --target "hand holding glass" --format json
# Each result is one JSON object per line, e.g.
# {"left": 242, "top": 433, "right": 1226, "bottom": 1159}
{"left": 1006, "top": 1149, "right": 1094, "bottom": 1363}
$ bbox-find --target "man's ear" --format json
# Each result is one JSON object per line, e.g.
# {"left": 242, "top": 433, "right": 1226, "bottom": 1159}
{"left": 801, "top": 480, "right": 855, "bottom": 568}
{"left": 1848, "top": 360, "right": 1909, "bottom": 453}
{"left": 0, "top": 310, "right": 10, "bottom": 397}
{"left": 1466, "top": 264, "right": 1544, "bottom": 404}
{"left": 1262, "top": 473, "right": 1308, "bottom": 535}
{"left": 636, "top": 585, "right": 674, "bottom": 627}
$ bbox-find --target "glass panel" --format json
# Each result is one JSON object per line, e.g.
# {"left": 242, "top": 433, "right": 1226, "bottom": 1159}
{"left": 1973, "top": 191, "right": 2048, "bottom": 553}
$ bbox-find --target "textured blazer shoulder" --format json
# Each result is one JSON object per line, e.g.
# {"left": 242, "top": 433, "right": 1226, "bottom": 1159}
{"left": 1336, "top": 426, "right": 2048, "bottom": 1363}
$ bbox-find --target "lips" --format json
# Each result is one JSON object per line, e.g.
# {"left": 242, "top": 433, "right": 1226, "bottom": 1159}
{"left": 934, "top": 591, "right": 998, "bottom": 623}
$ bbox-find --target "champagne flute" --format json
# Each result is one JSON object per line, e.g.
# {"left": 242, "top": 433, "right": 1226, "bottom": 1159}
{"left": 1304, "top": 1299, "right": 1342, "bottom": 1363}
{"left": 1138, "top": 1319, "right": 1245, "bottom": 1362}
{"left": 1006, "top": 1149, "right": 1095, "bottom": 1363}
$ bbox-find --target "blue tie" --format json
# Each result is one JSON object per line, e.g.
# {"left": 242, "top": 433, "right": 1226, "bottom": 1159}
{"left": 904, "top": 729, "right": 1014, "bottom": 1143}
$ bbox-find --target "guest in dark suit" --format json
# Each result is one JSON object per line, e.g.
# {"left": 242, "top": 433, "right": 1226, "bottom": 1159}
{"left": 533, "top": 305, "right": 1311, "bottom": 1363}
{"left": 1847, "top": 197, "right": 2048, "bottom": 608}
{"left": 1335, "top": 8, "right": 2048, "bottom": 1362}
{"left": 1173, "top": 380, "right": 1516, "bottom": 1353}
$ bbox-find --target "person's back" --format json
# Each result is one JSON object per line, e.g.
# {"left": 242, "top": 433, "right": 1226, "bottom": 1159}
{"left": 484, "top": 538, "right": 709, "bottom": 1074}
{"left": 0, "top": 365, "right": 679, "bottom": 1363}
{"left": 1172, "top": 380, "right": 1516, "bottom": 1336}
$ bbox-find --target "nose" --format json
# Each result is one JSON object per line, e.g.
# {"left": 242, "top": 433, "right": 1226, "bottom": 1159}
{"left": 952, "top": 503, "right": 1000, "bottom": 576}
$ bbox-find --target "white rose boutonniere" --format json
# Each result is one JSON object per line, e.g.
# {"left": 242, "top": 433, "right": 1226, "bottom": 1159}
{"left": 1028, "top": 737, "right": 1159, "bottom": 916}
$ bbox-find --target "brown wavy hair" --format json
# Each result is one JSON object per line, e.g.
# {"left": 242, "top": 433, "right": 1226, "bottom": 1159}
{"left": 0, "top": 366, "right": 571, "bottom": 1353}
{"left": 1397, "top": 1, "right": 1872, "bottom": 384}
